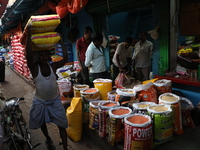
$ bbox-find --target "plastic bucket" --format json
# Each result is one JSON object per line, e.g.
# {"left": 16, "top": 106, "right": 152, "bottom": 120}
{"left": 108, "top": 107, "right": 132, "bottom": 145}
{"left": 93, "top": 78, "right": 112, "bottom": 100}
{"left": 124, "top": 114, "right": 152, "bottom": 150}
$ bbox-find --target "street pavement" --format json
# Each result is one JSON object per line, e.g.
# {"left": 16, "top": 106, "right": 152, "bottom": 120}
{"left": 0, "top": 66, "right": 103, "bottom": 150}
{"left": 1, "top": 65, "right": 200, "bottom": 150}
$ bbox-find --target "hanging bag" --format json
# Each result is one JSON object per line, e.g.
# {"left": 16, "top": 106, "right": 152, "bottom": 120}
{"left": 68, "top": 0, "right": 88, "bottom": 14}
{"left": 56, "top": 0, "right": 69, "bottom": 19}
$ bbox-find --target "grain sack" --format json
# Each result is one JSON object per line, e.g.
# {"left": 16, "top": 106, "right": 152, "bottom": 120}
{"left": 89, "top": 100, "right": 104, "bottom": 130}
{"left": 66, "top": 97, "right": 82, "bottom": 142}
{"left": 133, "top": 82, "right": 158, "bottom": 103}
{"left": 98, "top": 101, "right": 120, "bottom": 137}
{"left": 115, "top": 88, "right": 137, "bottom": 107}
{"left": 107, "top": 90, "right": 117, "bottom": 101}
{"left": 20, "top": 14, "right": 61, "bottom": 45}
{"left": 31, "top": 32, "right": 60, "bottom": 51}
{"left": 73, "top": 84, "right": 89, "bottom": 97}
{"left": 27, "top": 14, "right": 60, "bottom": 33}
{"left": 159, "top": 93, "right": 183, "bottom": 135}
{"left": 154, "top": 79, "right": 172, "bottom": 95}
{"left": 132, "top": 102, "right": 156, "bottom": 114}
{"left": 147, "top": 104, "right": 173, "bottom": 146}
{"left": 124, "top": 114, "right": 152, "bottom": 150}
{"left": 108, "top": 107, "right": 132, "bottom": 145}
{"left": 81, "top": 88, "right": 100, "bottom": 123}
{"left": 93, "top": 78, "right": 113, "bottom": 100}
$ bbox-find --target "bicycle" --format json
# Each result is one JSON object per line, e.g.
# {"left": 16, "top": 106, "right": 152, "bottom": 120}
{"left": 0, "top": 97, "right": 41, "bottom": 150}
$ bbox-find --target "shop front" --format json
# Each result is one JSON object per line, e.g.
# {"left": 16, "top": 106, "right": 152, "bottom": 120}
{"left": 0, "top": 0, "right": 200, "bottom": 150}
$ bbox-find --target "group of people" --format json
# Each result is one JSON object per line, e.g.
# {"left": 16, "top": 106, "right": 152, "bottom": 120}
{"left": 23, "top": 25, "right": 154, "bottom": 150}
{"left": 76, "top": 27, "right": 109, "bottom": 85}
{"left": 76, "top": 27, "right": 154, "bottom": 85}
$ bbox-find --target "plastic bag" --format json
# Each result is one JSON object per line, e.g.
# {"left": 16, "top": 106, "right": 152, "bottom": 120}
{"left": 68, "top": 0, "right": 88, "bottom": 14}
{"left": 180, "top": 97, "right": 195, "bottom": 128}
{"left": 66, "top": 97, "right": 82, "bottom": 142}
{"left": 56, "top": 0, "right": 69, "bottom": 19}
{"left": 57, "top": 78, "right": 73, "bottom": 103}
{"left": 114, "top": 73, "right": 131, "bottom": 89}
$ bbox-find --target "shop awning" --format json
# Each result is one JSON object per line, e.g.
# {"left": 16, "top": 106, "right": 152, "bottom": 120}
{"left": 0, "top": 0, "right": 46, "bottom": 33}
{"left": 0, "top": 0, "right": 9, "bottom": 19}
{"left": 85, "top": 0, "right": 157, "bottom": 16}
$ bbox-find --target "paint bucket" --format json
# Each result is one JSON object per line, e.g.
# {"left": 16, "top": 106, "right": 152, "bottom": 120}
{"left": 124, "top": 114, "right": 152, "bottom": 150}
{"left": 89, "top": 100, "right": 103, "bottom": 130}
{"left": 159, "top": 93, "right": 183, "bottom": 135}
{"left": 81, "top": 88, "right": 100, "bottom": 123}
{"left": 108, "top": 107, "right": 132, "bottom": 145}
{"left": 93, "top": 78, "right": 113, "bottom": 100}
{"left": 107, "top": 90, "right": 117, "bottom": 101}
{"left": 147, "top": 104, "right": 173, "bottom": 146}
{"left": 115, "top": 88, "right": 138, "bottom": 107}
{"left": 98, "top": 101, "right": 120, "bottom": 137}
{"left": 132, "top": 102, "right": 156, "bottom": 115}
{"left": 73, "top": 84, "right": 89, "bottom": 97}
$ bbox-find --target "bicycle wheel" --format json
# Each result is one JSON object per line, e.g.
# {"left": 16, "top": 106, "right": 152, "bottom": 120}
{"left": 14, "top": 106, "right": 25, "bottom": 122}
{"left": 3, "top": 140, "right": 23, "bottom": 150}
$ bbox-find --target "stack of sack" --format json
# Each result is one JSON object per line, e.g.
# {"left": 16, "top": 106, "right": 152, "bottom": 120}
{"left": 85, "top": 78, "right": 196, "bottom": 149}
{"left": 20, "top": 14, "right": 61, "bottom": 52}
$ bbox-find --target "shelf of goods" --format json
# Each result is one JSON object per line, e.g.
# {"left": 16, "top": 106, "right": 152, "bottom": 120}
{"left": 154, "top": 75, "right": 200, "bottom": 87}
{"left": 10, "top": 35, "right": 32, "bottom": 80}
{"left": 53, "top": 43, "right": 73, "bottom": 63}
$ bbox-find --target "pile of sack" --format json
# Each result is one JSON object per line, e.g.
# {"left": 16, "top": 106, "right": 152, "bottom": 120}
{"left": 20, "top": 14, "right": 61, "bottom": 52}
{"left": 64, "top": 77, "right": 196, "bottom": 150}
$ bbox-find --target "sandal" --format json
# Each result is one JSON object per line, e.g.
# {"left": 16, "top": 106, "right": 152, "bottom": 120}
{"left": 67, "top": 145, "right": 74, "bottom": 150}
{"left": 45, "top": 139, "right": 56, "bottom": 150}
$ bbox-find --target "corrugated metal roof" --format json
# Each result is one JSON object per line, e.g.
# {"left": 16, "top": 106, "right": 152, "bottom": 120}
{"left": 0, "top": 0, "right": 46, "bottom": 33}
{"left": 86, "top": 0, "right": 159, "bottom": 16}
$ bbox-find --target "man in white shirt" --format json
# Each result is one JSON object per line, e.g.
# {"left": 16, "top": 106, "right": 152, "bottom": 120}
{"left": 85, "top": 33, "right": 108, "bottom": 81}
{"left": 112, "top": 37, "right": 133, "bottom": 80}
{"left": 132, "top": 31, "right": 153, "bottom": 81}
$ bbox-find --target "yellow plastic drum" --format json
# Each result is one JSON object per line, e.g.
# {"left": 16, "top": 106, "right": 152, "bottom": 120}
{"left": 93, "top": 78, "right": 112, "bottom": 100}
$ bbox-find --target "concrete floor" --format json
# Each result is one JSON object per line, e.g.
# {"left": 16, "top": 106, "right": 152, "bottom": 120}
{"left": 1, "top": 65, "right": 200, "bottom": 150}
